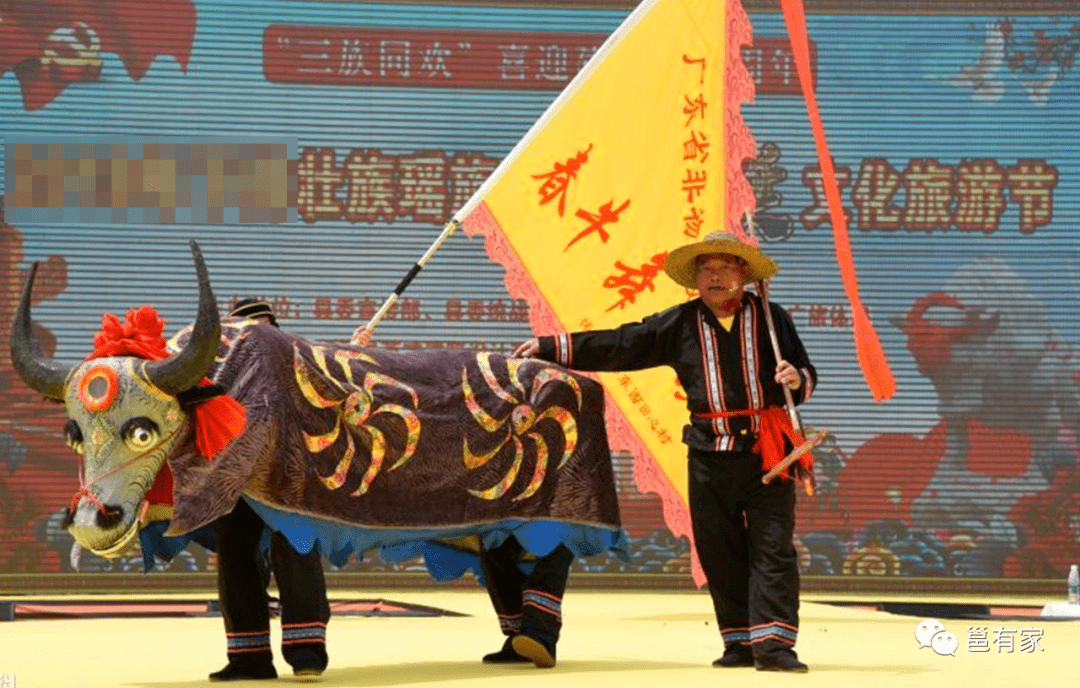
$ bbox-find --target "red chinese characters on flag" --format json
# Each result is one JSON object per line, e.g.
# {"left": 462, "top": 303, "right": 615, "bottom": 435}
{"left": 682, "top": 93, "right": 708, "bottom": 127}
{"left": 682, "top": 54, "right": 706, "bottom": 84}
{"left": 683, "top": 130, "right": 710, "bottom": 163}
{"left": 683, "top": 206, "right": 706, "bottom": 238}
{"left": 531, "top": 144, "right": 594, "bottom": 217}
{"left": 679, "top": 54, "right": 710, "bottom": 238}
{"left": 603, "top": 252, "right": 669, "bottom": 312}
{"left": 682, "top": 169, "right": 708, "bottom": 202}
{"left": 565, "top": 199, "right": 631, "bottom": 251}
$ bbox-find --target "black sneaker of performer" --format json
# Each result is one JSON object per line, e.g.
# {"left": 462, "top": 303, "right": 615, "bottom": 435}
{"left": 482, "top": 637, "right": 531, "bottom": 664}
{"left": 289, "top": 648, "right": 327, "bottom": 678}
{"left": 712, "top": 644, "right": 754, "bottom": 667}
{"left": 511, "top": 633, "right": 557, "bottom": 668}
{"left": 754, "top": 648, "right": 809, "bottom": 673}
{"left": 208, "top": 655, "right": 278, "bottom": 681}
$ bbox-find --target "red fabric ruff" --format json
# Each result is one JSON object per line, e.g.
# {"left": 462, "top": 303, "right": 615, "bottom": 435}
{"left": 143, "top": 464, "right": 175, "bottom": 505}
{"left": 85, "top": 306, "right": 246, "bottom": 473}
{"left": 193, "top": 394, "right": 248, "bottom": 461}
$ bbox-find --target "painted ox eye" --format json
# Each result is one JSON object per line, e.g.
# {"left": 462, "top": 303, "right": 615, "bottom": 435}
{"left": 64, "top": 420, "right": 84, "bottom": 454}
{"left": 120, "top": 417, "right": 160, "bottom": 451}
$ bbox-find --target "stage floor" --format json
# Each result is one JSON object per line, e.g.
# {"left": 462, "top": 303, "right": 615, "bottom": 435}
{"left": 0, "top": 589, "right": 1075, "bottom": 687}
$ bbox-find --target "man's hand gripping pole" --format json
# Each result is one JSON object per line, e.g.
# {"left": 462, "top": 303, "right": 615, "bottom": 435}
{"left": 756, "top": 277, "right": 821, "bottom": 495}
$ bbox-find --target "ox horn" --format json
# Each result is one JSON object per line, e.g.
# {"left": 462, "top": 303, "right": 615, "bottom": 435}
{"left": 145, "top": 241, "right": 221, "bottom": 395}
{"left": 10, "top": 262, "right": 73, "bottom": 400}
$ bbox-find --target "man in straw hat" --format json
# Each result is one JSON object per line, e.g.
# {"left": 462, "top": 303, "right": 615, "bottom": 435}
{"left": 205, "top": 297, "right": 331, "bottom": 681}
{"left": 514, "top": 231, "right": 816, "bottom": 672}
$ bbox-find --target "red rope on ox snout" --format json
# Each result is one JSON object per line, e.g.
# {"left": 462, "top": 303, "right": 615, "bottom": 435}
{"left": 68, "top": 425, "right": 182, "bottom": 518}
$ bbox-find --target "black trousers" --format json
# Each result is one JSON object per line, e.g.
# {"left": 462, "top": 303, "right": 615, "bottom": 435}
{"left": 479, "top": 536, "right": 574, "bottom": 650}
{"left": 213, "top": 498, "right": 330, "bottom": 668}
{"left": 688, "top": 448, "right": 800, "bottom": 657}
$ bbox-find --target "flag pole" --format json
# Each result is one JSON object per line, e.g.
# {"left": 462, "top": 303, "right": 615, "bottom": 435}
{"left": 354, "top": 0, "right": 664, "bottom": 344}
{"left": 748, "top": 212, "right": 819, "bottom": 492}
{"left": 757, "top": 272, "right": 821, "bottom": 494}
{"left": 756, "top": 277, "right": 801, "bottom": 431}
{"left": 353, "top": 219, "right": 460, "bottom": 344}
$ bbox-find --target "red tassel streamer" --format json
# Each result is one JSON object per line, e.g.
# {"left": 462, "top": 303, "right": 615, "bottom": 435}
{"left": 754, "top": 407, "right": 812, "bottom": 479}
{"left": 780, "top": 0, "right": 896, "bottom": 402}
{"left": 695, "top": 407, "right": 813, "bottom": 479}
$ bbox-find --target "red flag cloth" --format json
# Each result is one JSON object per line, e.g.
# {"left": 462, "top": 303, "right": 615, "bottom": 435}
{"left": 779, "top": 0, "right": 896, "bottom": 403}
{"left": 86, "top": 306, "right": 246, "bottom": 476}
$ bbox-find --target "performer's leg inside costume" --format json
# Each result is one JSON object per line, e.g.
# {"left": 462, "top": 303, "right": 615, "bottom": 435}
{"left": 480, "top": 536, "right": 573, "bottom": 667}
{"left": 211, "top": 499, "right": 276, "bottom": 680}
{"left": 271, "top": 530, "right": 330, "bottom": 675}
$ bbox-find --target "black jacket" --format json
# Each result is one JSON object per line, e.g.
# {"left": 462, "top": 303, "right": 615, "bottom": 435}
{"left": 537, "top": 292, "right": 816, "bottom": 452}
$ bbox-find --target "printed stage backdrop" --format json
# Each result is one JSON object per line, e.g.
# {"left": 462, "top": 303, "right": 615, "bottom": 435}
{"left": 0, "top": 0, "right": 1077, "bottom": 584}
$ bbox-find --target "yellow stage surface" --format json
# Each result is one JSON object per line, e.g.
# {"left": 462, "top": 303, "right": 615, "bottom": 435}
{"left": 0, "top": 590, "right": 1075, "bottom": 687}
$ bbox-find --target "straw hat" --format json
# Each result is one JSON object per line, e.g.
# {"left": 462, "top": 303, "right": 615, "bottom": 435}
{"left": 663, "top": 231, "right": 778, "bottom": 289}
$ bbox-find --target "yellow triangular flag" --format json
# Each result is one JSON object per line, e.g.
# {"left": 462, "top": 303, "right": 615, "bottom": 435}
{"left": 458, "top": 0, "right": 759, "bottom": 584}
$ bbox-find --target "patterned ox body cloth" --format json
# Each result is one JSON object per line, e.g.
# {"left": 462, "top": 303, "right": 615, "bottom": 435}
{"left": 163, "top": 319, "right": 626, "bottom": 578}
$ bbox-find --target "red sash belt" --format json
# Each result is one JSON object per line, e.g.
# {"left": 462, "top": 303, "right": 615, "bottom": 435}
{"left": 693, "top": 407, "right": 811, "bottom": 478}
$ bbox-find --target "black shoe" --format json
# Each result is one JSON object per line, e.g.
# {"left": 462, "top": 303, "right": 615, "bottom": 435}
{"left": 208, "top": 657, "right": 278, "bottom": 681}
{"left": 712, "top": 645, "right": 754, "bottom": 668}
{"left": 511, "top": 634, "right": 557, "bottom": 668}
{"left": 290, "top": 648, "right": 327, "bottom": 677}
{"left": 755, "top": 650, "right": 809, "bottom": 673}
{"left": 482, "top": 638, "right": 531, "bottom": 664}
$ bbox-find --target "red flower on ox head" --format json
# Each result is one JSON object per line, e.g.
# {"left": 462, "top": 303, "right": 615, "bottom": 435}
{"left": 89, "top": 305, "right": 169, "bottom": 362}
